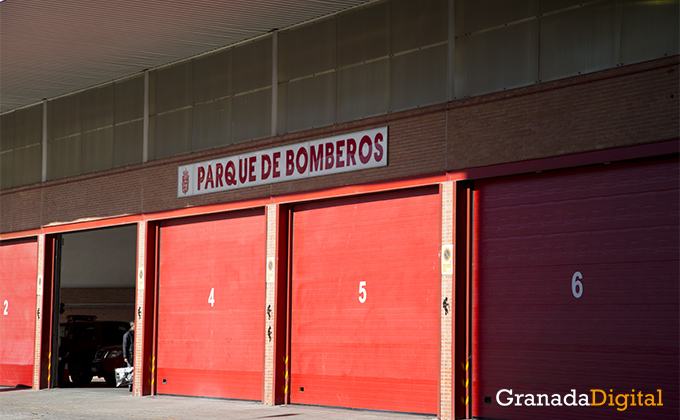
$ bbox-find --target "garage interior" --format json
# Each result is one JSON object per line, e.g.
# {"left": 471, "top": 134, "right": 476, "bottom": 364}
{"left": 53, "top": 224, "right": 137, "bottom": 387}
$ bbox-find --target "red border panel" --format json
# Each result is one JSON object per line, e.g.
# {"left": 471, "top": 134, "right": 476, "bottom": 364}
{"left": 472, "top": 158, "right": 679, "bottom": 420}
{"left": 156, "top": 209, "right": 266, "bottom": 399}
{"left": 290, "top": 187, "right": 440, "bottom": 414}
{"left": 0, "top": 239, "right": 38, "bottom": 387}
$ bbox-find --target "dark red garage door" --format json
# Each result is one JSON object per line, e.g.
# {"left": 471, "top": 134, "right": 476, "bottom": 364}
{"left": 157, "top": 209, "right": 265, "bottom": 399}
{"left": 0, "top": 239, "right": 37, "bottom": 387}
{"left": 473, "top": 158, "right": 679, "bottom": 420}
{"left": 290, "top": 187, "right": 440, "bottom": 414}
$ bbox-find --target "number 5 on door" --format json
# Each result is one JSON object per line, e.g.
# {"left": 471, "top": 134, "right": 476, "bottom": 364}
{"left": 358, "top": 281, "right": 367, "bottom": 303}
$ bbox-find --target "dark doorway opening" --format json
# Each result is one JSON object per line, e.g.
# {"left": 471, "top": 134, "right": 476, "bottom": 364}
{"left": 50, "top": 225, "right": 137, "bottom": 388}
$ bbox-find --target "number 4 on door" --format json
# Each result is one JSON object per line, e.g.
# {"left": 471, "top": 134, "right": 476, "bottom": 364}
{"left": 208, "top": 288, "right": 215, "bottom": 307}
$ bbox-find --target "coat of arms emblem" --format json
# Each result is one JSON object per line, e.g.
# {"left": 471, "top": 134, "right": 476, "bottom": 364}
{"left": 181, "top": 169, "right": 190, "bottom": 195}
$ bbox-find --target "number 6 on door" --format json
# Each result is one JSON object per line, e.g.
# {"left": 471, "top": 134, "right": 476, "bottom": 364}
{"left": 572, "top": 271, "right": 583, "bottom": 298}
{"left": 358, "top": 281, "right": 367, "bottom": 303}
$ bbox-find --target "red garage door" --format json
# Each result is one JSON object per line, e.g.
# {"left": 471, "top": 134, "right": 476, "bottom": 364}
{"left": 157, "top": 209, "right": 265, "bottom": 399}
{"left": 0, "top": 239, "right": 37, "bottom": 387}
{"left": 473, "top": 158, "right": 679, "bottom": 420}
{"left": 290, "top": 187, "right": 440, "bottom": 414}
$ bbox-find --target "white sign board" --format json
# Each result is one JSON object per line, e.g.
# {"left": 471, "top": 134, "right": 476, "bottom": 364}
{"left": 178, "top": 127, "right": 388, "bottom": 197}
{"left": 266, "top": 258, "right": 275, "bottom": 284}
{"left": 441, "top": 244, "right": 453, "bottom": 275}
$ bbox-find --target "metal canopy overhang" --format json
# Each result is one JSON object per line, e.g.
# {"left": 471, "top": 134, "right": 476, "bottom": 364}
{"left": 0, "top": 0, "right": 372, "bottom": 114}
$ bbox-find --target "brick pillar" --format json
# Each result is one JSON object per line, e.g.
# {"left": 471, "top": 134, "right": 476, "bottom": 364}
{"left": 263, "top": 204, "right": 278, "bottom": 404}
{"left": 132, "top": 221, "right": 147, "bottom": 396}
{"left": 32, "top": 235, "right": 45, "bottom": 390}
{"left": 440, "top": 181, "right": 454, "bottom": 420}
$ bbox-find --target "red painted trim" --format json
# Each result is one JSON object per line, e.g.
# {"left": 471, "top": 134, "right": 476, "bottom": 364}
{"left": 260, "top": 213, "right": 269, "bottom": 405}
{"left": 40, "top": 216, "right": 142, "bottom": 235}
{"left": 144, "top": 198, "right": 272, "bottom": 222}
{"left": 452, "top": 182, "right": 473, "bottom": 419}
{"left": 39, "top": 235, "right": 57, "bottom": 389}
{"left": 470, "top": 189, "right": 482, "bottom": 418}
{"left": 139, "top": 222, "right": 158, "bottom": 396}
{"left": 150, "top": 222, "right": 161, "bottom": 396}
{"left": 273, "top": 204, "right": 291, "bottom": 405}
{"left": 0, "top": 229, "right": 41, "bottom": 241}
{"left": 270, "top": 174, "right": 446, "bottom": 205}
{"left": 283, "top": 206, "right": 294, "bottom": 406}
{"left": 464, "top": 186, "right": 473, "bottom": 420}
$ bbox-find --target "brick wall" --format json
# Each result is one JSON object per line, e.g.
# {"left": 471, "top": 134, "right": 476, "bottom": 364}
{"left": 1, "top": 57, "right": 677, "bottom": 234}
{"left": 447, "top": 57, "right": 679, "bottom": 169}
{"left": 58, "top": 288, "right": 135, "bottom": 323}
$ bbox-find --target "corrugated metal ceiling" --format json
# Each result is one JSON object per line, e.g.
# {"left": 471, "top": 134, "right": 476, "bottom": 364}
{"left": 0, "top": 0, "right": 372, "bottom": 114}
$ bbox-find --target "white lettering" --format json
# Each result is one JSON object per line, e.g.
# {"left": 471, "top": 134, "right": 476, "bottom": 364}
{"left": 565, "top": 389, "right": 577, "bottom": 406}
{"left": 524, "top": 394, "right": 535, "bottom": 406}
{"left": 494, "top": 389, "right": 592, "bottom": 408}
{"left": 178, "top": 127, "right": 388, "bottom": 197}
{"left": 497, "top": 389, "right": 513, "bottom": 406}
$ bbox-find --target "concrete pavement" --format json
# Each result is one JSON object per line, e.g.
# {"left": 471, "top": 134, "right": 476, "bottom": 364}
{"left": 0, "top": 382, "right": 437, "bottom": 420}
